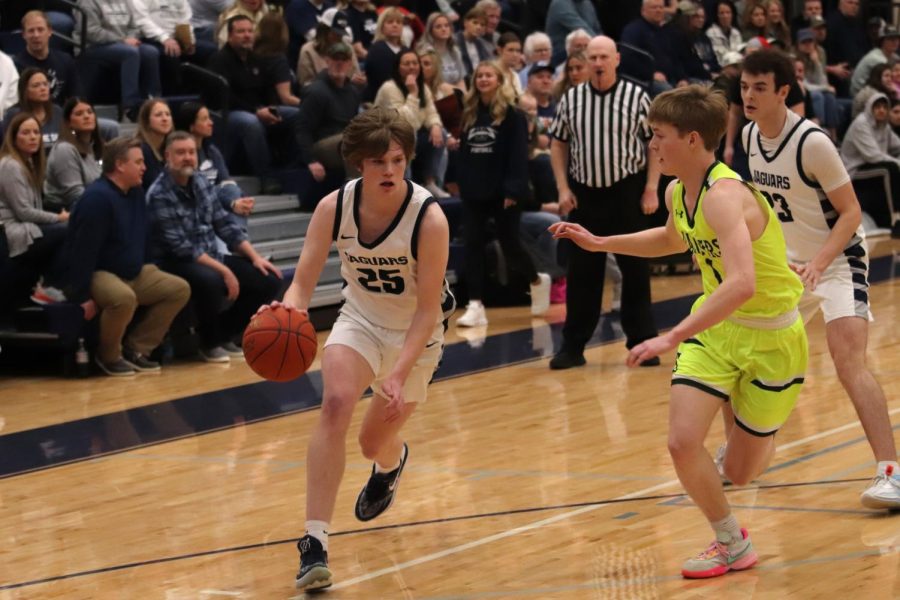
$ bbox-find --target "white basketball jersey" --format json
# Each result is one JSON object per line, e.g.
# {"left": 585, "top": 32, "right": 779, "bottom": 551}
{"left": 333, "top": 178, "right": 454, "bottom": 330}
{"left": 745, "top": 119, "right": 866, "bottom": 263}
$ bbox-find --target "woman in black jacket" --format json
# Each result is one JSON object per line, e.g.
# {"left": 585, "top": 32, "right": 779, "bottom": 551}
{"left": 455, "top": 61, "right": 550, "bottom": 328}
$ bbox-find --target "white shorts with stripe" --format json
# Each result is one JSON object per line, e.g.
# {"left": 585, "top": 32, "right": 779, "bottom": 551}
{"left": 798, "top": 242, "right": 872, "bottom": 324}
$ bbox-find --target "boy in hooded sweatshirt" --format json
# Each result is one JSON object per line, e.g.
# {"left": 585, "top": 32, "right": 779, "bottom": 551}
{"left": 840, "top": 92, "right": 900, "bottom": 229}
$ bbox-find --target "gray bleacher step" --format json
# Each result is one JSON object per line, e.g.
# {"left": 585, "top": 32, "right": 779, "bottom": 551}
{"left": 253, "top": 195, "right": 300, "bottom": 213}
{"left": 233, "top": 175, "right": 261, "bottom": 195}
{"left": 274, "top": 254, "right": 342, "bottom": 280}
{"left": 309, "top": 282, "right": 345, "bottom": 308}
{"left": 254, "top": 237, "right": 303, "bottom": 261}
{"left": 248, "top": 212, "right": 313, "bottom": 241}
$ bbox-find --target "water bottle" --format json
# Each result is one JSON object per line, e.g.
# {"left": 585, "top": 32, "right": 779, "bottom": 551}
{"left": 75, "top": 338, "right": 89, "bottom": 378}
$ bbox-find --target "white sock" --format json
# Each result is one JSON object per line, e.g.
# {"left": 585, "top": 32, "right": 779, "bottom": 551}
{"left": 375, "top": 445, "right": 406, "bottom": 473}
{"left": 710, "top": 513, "right": 742, "bottom": 544}
{"left": 305, "top": 520, "right": 330, "bottom": 552}
{"left": 877, "top": 461, "right": 900, "bottom": 477}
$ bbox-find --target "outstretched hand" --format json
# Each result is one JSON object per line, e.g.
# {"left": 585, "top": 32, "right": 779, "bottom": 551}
{"left": 548, "top": 221, "right": 601, "bottom": 252}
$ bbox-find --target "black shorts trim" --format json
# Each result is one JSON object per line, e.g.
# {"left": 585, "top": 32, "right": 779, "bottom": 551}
{"left": 672, "top": 377, "right": 730, "bottom": 401}
{"left": 683, "top": 337, "right": 704, "bottom": 346}
{"left": 750, "top": 377, "right": 805, "bottom": 392}
{"left": 735, "top": 417, "right": 777, "bottom": 438}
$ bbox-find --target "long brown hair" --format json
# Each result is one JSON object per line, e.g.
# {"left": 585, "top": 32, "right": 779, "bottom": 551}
{"left": 16, "top": 67, "right": 55, "bottom": 124}
{"left": 461, "top": 61, "right": 516, "bottom": 131}
{"left": 136, "top": 98, "right": 171, "bottom": 161}
{"left": 553, "top": 51, "right": 587, "bottom": 101}
{"left": 254, "top": 12, "right": 288, "bottom": 56}
{"left": 0, "top": 112, "right": 46, "bottom": 192}
{"left": 57, "top": 97, "right": 104, "bottom": 160}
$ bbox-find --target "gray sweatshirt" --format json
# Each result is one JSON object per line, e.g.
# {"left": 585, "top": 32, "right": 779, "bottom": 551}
{"left": 0, "top": 156, "right": 59, "bottom": 257}
{"left": 75, "top": 0, "right": 141, "bottom": 47}
{"left": 44, "top": 141, "right": 103, "bottom": 210}
{"left": 840, "top": 92, "right": 900, "bottom": 178}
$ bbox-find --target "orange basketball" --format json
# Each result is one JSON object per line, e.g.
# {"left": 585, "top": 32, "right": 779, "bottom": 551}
{"left": 242, "top": 306, "right": 317, "bottom": 382}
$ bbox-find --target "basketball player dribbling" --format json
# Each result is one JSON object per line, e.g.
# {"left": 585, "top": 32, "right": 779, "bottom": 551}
{"left": 258, "top": 107, "right": 455, "bottom": 591}
{"left": 552, "top": 85, "right": 808, "bottom": 578}
{"left": 740, "top": 49, "right": 900, "bottom": 509}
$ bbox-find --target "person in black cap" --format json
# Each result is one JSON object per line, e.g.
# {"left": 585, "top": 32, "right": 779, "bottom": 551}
{"left": 851, "top": 23, "right": 900, "bottom": 96}
{"left": 526, "top": 62, "right": 556, "bottom": 128}
{"left": 296, "top": 41, "right": 364, "bottom": 187}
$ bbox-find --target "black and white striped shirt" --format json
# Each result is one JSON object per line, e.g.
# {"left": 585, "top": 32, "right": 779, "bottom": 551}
{"left": 549, "top": 78, "right": 651, "bottom": 189}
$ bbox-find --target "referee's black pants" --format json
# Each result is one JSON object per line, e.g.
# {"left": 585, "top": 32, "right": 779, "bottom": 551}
{"left": 562, "top": 172, "right": 659, "bottom": 354}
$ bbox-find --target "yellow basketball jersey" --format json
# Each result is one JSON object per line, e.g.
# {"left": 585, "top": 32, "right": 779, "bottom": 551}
{"left": 672, "top": 162, "right": 802, "bottom": 319}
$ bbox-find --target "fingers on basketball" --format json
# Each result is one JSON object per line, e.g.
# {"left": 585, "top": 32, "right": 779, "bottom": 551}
{"left": 242, "top": 306, "right": 318, "bottom": 382}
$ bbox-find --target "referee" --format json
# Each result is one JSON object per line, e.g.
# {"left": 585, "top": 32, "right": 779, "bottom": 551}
{"left": 548, "top": 35, "right": 661, "bottom": 369}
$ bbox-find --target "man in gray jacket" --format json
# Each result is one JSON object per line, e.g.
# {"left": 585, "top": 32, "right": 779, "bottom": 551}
{"left": 75, "top": 0, "right": 162, "bottom": 118}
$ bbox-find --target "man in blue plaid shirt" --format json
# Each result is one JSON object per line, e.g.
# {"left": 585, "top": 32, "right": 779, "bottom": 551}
{"left": 147, "top": 131, "right": 283, "bottom": 363}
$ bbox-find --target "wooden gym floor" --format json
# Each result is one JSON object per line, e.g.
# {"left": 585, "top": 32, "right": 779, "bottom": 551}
{"left": 1, "top": 239, "right": 898, "bottom": 599}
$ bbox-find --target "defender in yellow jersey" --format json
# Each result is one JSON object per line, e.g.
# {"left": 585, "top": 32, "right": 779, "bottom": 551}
{"left": 551, "top": 85, "right": 807, "bottom": 580}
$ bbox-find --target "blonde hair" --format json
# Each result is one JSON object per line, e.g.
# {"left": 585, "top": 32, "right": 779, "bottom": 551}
{"left": 418, "top": 47, "right": 445, "bottom": 96}
{"left": 552, "top": 51, "right": 587, "bottom": 101}
{"left": 374, "top": 7, "right": 405, "bottom": 42}
{"left": 461, "top": 61, "right": 517, "bottom": 131}
{"left": 647, "top": 85, "right": 728, "bottom": 151}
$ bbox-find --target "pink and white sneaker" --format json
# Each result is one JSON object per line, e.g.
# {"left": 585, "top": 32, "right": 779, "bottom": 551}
{"left": 681, "top": 527, "right": 758, "bottom": 579}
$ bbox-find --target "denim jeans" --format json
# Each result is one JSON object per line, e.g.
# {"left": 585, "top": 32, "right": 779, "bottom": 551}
{"left": 82, "top": 42, "right": 161, "bottom": 109}
{"left": 224, "top": 106, "right": 301, "bottom": 178}
{"left": 519, "top": 210, "right": 564, "bottom": 278}
{"left": 809, "top": 89, "right": 839, "bottom": 129}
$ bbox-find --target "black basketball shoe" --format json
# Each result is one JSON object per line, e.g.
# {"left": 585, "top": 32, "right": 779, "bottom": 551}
{"left": 295, "top": 535, "right": 332, "bottom": 592}
{"left": 354, "top": 443, "right": 409, "bottom": 521}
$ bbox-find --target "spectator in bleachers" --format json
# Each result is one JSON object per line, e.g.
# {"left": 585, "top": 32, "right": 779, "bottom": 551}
{"left": 891, "top": 62, "right": 900, "bottom": 99}
{"left": 740, "top": 1, "right": 767, "bottom": 41}
{"left": 14, "top": 11, "right": 81, "bottom": 105}
{"left": 3, "top": 68, "right": 62, "bottom": 148}
{"left": 552, "top": 50, "right": 586, "bottom": 101}
{"left": 477, "top": 0, "right": 503, "bottom": 48}
{"left": 706, "top": 1, "right": 742, "bottom": 66}
{"left": 298, "top": 9, "right": 361, "bottom": 88}
{"left": 44, "top": 98, "right": 104, "bottom": 212}
{"left": 364, "top": 8, "right": 408, "bottom": 102}
{"left": 455, "top": 61, "right": 549, "bottom": 327}
{"left": 64, "top": 136, "right": 191, "bottom": 376}
{"left": 545, "top": 0, "right": 600, "bottom": 67}
{"left": 377, "top": 0, "right": 424, "bottom": 48}
{"left": 375, "top": 49, "right": 448, "bottom": 197}
{"left": 216, "top": 0, "right": 272, "bottom": 47}
{"left": 75, "top": 1, "right": 163, "bottom": 121}
{"left": 621, "top": 0, "right": 686, "bottom": 95}
{"left": 790, "top": 0, "right": 821, "bottom": 38}
{"left": 0, "top": 112, "right": 69, "bottom": 301}
{"left": 792, "top": 54, "right": 816, "bottom": 123}
{"left": 675, "top": 3, "right": 719, "bottom": 83}
{"left": 553, "top": 29, "right": 590, "bottom": 78}
{"left": 852, "top": 63, "right": 896, "bottom": 119}
{"left": 189, "top": 0, "right": 230, "bottom": 45}
{"left": 455, "top": 7, "right": 494, "bottom": 79}
{"left": 285, "top": 0, "right": 334, "bottom": 67}
{"left": 525, "top": 63, "right": 555, "bottom": 129}
{"left": 297, "top": 42, "right": 363, "bottom": 184}
{"left": 796, "top": 28, "right": 840, "bottom": 138}
{"left": 0, "top": 51, "right": 17, "bottom": 121}
{"left": 135, "top": 98, "right": 174, "bottom": 190}
{"left": 346, "top": 0, "right": 378, "bottom": 61}
{"left": 418, "top": 13, "right": 466, "bottom": 90}
{"left": 420, "top": 47, "right": 463, "bottom": 144}
{"left": 808, "top": 15, "right": 852, "bottom": 98}
{"left": 132, "top": 0, "right": 217, "bottom": 85}
{"left": 175, "top": 101, "right": 253, "bottom": 223}
{"left": 841, "top": 92, "right": 900, "bottom": 229}
{"left": 148, "top": 131, "right": 282, "bottom": 363}
{"left": 850, "top": 25, "right": 900, "bottom": 97}
{"left": 518, "top": 32, "right": 552, "bottom": 90}
{"left": 209, "top": 14, "right": 302, "bottom": 194}
{"left": 255, "top": 13, "right": 302, "bottom": 106}
{"left": 826, "top": 0, "right": 869, "bottom": 73}
{"left": 763, "top": 0, "right": 790, "bottom": 50}
{"left": 497, "top": 32, "right": 524, "bottom": 97}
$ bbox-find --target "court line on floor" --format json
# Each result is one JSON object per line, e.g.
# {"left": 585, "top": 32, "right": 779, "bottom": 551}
{"left": 319, "top": 412, "right": 900, "bottom": 592}
{"left": 1, "top": 410, "right": 893, "bottom": 591}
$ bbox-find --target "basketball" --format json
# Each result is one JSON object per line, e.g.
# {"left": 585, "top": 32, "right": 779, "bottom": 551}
{"left": 242, "top": 306, "right": 317, "bottom": 382}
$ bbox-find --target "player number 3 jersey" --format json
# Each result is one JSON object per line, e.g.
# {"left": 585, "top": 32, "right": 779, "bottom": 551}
{"left": 333, "top": 178, "right": 454, "bottom": 330}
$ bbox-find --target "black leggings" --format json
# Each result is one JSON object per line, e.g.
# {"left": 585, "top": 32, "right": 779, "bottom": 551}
{"left": 462, "top": 197, "right": 537, "bottom": 301}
